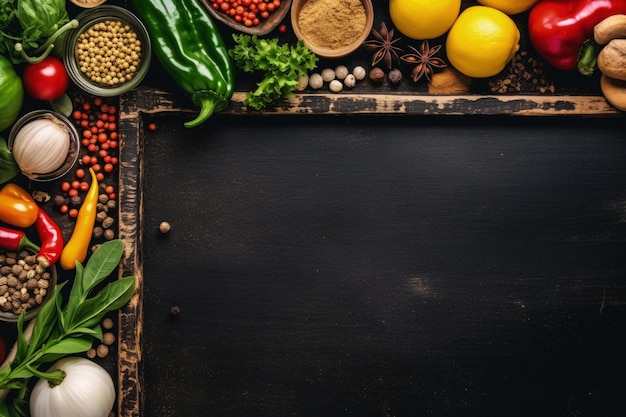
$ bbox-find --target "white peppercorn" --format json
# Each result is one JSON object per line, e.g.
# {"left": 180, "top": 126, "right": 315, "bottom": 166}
{"left": 308, "top": 73, "right": 324, "bottom": 89}
{"left": 321, "top": 68, "right": 336, "bottom": 82}
{"left": 329, "top": 79, "right": 343, "bottom": 93}
{"left": 296, "top": 74, "right": 309, "bottom": 91}
{"left": 335, "top": 65, "right": 349, "bottom": 80}
{"left": 352, "top": 65, "right": 367, "bottom": 81}
{"left": 343, "top": 74, "right": 356, "bottom": 88}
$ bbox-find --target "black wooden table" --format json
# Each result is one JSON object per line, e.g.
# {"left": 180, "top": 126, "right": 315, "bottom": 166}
{"left": 116, "top": 88, "right": 626, "bottom": 416}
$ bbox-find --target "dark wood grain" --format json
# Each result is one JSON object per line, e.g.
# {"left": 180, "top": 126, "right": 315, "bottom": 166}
{"left": 117, "top": 87, "right": 626, "bottom": 417}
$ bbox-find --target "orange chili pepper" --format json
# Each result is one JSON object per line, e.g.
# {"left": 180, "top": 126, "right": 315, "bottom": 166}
{"left": 0, "top": 184, "right": 38, "bottom": 228}
{"left": 60, "top": 167, "right": 99, "bottom": 270}
{"left": 1, "top": 183, "right": 64, "bottom": 266}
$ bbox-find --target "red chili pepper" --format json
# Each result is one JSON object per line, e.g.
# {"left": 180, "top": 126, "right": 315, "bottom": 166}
{"left": 0, "top": 225, "right": 40, "bottom": 253}
{"left": 0, "top": 184, "right": 64, "bottom": 267}
{"left": 528, "top": 0, "right": 626, "bottom": 71}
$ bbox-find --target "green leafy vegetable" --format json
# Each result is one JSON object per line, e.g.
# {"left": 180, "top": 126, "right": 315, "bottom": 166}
{"left": 0, "top": 0, "right": 77, "bottom": 64}
{"left": 0, "top": 137, "right": 18, "bottom": 185}
{"left": 0, "top": 240, "right": 135, "bottom": 417}
{"left": 229, "top": 34, "right": 318, "bottom": 110}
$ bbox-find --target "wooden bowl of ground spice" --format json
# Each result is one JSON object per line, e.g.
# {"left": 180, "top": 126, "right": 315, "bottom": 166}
{"left": 291, "top": 0, "right": 374, "bottom": 59}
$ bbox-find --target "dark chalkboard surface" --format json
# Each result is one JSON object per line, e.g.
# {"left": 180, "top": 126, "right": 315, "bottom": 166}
{"left": 130, "top": 108, "right": 626, "bottom": 417}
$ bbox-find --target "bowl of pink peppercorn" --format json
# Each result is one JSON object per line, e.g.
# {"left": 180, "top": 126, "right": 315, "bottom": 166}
{"left": 202, "top": 0, "right": 293, "bottom": 36}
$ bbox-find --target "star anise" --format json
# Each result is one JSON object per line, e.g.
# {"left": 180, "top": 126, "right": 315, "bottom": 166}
{"left": 363, "top": 22, "right": 404, "bottom": 70}
{"left": 400, "top": 40, "right": 447, "bottom": 82}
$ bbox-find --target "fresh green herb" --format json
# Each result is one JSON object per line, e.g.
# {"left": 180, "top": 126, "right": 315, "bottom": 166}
{"left": 0, "top": 0, "right": 77, "bottom": 64}
{"left": 0, "top": 240, "right": 135, "bottom": 417}
{"left": 229, "top": 34, "right": 318, "bottom": 110}
{"left": 0, "top": 137, "right": 18, "bottom": 185}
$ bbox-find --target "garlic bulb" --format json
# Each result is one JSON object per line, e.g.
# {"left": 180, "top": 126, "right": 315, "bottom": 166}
{"left": 11, "top": 113, "right": 71, "bottom": 178}
{"left": 30, "top": 357, "right": 115, "bottom": 417}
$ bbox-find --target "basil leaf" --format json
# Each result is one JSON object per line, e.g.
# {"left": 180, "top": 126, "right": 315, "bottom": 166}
{"left": 0, "top": 137, "right": 18, "bottom": 185}
{"left": 27, "top": 281, "right": 64, "bottom": 357}
{"left": 41, "top": 337, "right": 92, "bottom": 356}
{"left": 64, "top": 262, "right": 85, "bottom": 324}
{"left": 0, "top": 363, "right": 11, "bottom": 379}
{"left": 13, "top": 312, "right": 28, "bottom": 365}
{"left": 16, "top": 0, "right": 68, "bottom": 39}
{"left": 67, "top": 326, "right": 102, "bottom": 340}
{"left": 70, "top": 277, "right": 135, "bottom": 330}
{"left": 82, "top": 239, "right": 124, "bottom": 295}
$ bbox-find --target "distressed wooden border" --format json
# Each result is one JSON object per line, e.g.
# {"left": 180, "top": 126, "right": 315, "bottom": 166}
{"left": 114, "top": 84, "right": 623, "bottom": 416}
{"left": 123, "top": 86, "right": 622, "bottom": 118}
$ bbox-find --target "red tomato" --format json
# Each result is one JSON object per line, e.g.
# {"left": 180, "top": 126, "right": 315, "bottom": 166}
{"left": 22, "top": 56, "right": 69, "bottom": 101}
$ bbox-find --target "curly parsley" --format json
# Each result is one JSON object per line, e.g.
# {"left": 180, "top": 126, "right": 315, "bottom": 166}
{"left": 229, "top": 34, "right": 318, "bottom": 110}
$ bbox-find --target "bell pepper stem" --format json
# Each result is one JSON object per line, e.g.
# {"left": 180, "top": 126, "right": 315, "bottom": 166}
{"left": 185, "top": 90, "right": 229, "bottom": 128}
{"left": 14, "top": 19, "right": 79, "bottom": 64}
{"left": 577, "top": 38, "right": 599, "bottom": 76}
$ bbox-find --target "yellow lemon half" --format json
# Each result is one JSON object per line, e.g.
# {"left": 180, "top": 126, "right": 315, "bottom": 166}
{"left": 476, "top": 0, "right": 540, "bottom": 15}
{"left": 445, "top": 6, "right": 520, "bottom": 78}
{"left": 389, "top": 0, "right": 462, "bottom": 40}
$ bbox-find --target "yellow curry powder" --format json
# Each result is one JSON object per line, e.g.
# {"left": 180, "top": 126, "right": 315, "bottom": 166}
{"left": 298, "top": 0, "right": 367, "bottom": 50}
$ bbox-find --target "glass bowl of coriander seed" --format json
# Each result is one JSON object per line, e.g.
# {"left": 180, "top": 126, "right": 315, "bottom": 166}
{"left": 63, "top": 5, "right": 151, "bottom": 97}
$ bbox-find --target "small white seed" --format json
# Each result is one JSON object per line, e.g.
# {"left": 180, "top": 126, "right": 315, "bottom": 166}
{"left": 308, "top": 73, "right": 324, "bottom": 89}
{"left": 329, "top": 79, "right": 343, "bottom": 93}
{"left": 321, "top": 68, "right": 336, "bottom": 82}
{"left": 335, "top": 65, "right": 349, "bottom": 80}
{"left": 296, "top": 74, "right": 309, "bottom": 91}
{"left": 352, "top": 65, "right": 367, "bottom": 81}
{"left": 343, "top": 74, "right": 356, "bottom": 88}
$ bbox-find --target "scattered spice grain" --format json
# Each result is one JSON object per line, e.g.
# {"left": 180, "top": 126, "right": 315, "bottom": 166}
{"left": 102, "top": 317, "right": 114, "bottom": 329}
{"left": 159, "top": 221, "right": 171, "bottom": 234}
{"left": 96, "top": 343, "right": 109, "bottom": 358}
{"left": 488, "top": 51, "right": 555, "bottom": 94}
{"left": 428, "top": 67, "right": 473, "bottom": 94}
{"left": 298, "top": 0, "right": 367, "bottom": 50}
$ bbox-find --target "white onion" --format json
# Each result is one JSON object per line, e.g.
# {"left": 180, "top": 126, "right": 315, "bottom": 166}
{"left": 29, "top": 357, "right": 115, "bottom": 417}
{"left": 12, "top": 114, "right": 71, "bottom": 178}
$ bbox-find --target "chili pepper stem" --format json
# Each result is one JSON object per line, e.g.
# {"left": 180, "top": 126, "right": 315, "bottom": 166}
{"left": 185, "top": 90, "right": 228, "bottom": 128}
{"left": 21, "top": 236, "right": 41, "bottom": 254}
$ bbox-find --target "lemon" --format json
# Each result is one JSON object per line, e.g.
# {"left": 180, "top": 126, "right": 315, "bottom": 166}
{"left": 476, "top": 0, "right": 540, "bottom": 15}
{"left": 445, "top": 6, "right": 520, "bottom": 78}
{"left": 389, "top": 0, "right": 461, "bottom": 40}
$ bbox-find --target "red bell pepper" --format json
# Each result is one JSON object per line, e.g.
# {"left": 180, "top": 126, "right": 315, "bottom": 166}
{"left": 528, "top": 0, "right": 626, "bottom": 71}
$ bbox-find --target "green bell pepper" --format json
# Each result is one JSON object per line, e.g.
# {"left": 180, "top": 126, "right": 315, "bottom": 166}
{"left": 0, "top": 54, "right": 23, "bottom": 132}
{"left": 129, "top": 0, "right": 235, "bottom": 128}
